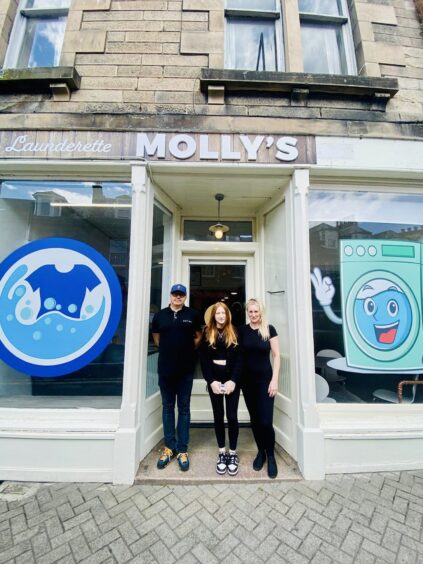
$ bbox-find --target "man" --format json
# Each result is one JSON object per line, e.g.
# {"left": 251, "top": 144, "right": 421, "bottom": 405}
{"left": 152, "top": 284, "right": 202, "bottom": 471}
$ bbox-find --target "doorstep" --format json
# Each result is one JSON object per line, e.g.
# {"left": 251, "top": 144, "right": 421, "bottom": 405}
{"left": 135, "top": 428, "right": 302, "bottom": 484}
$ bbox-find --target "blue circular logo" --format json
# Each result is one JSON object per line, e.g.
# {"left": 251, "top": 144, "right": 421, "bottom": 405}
{"left": 0, "top": 238, "right": 122, "bottom": 377}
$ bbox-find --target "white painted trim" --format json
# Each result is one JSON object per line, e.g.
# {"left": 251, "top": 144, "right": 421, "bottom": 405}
{"left": 287, "top": 169, "right": 324, "bottom": 478}
{"left": 113, "top": 164, "right": 153, "bottom": 484}
{"left": 0, "top": 468, "right": 113, "bottom": 482}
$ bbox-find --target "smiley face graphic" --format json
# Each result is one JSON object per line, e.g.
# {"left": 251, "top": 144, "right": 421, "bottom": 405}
{"left": 353, "top": 278, "right": 413, "bottom": 351}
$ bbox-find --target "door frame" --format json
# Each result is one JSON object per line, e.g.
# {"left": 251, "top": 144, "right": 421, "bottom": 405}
{"left": 179, "top": 243, "right": 260, "bottom": 422}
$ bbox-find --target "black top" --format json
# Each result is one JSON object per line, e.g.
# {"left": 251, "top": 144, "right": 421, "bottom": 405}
{"left": 200, "top": 332, "right": 242, "bottom": 384}
{"left": 151, "top": 305, "right": 201, "bottom": 378}
{"left": 239, "top": 324, "right": 277, "bottom": 380}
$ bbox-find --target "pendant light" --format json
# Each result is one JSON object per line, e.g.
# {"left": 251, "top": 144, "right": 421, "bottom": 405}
{"left": 209, "top": 193, "right": 230, "bottom": 240}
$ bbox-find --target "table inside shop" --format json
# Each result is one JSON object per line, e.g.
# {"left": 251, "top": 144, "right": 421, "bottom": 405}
{"left": 327, "top": 358, "right": 423, "bottom": 402}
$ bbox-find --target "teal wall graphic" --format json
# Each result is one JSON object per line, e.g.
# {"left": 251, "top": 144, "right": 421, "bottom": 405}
{"left": 311, "top": 239, "right": 423, "bottom": 371}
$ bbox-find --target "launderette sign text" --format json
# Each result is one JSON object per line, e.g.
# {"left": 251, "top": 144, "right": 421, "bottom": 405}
{"left": 0, "top": 131, "right": 316, "bottom": 164}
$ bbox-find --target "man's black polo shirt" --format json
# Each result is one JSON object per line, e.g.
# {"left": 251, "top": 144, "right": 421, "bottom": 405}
{"left": 152, "top": 305, "right": 201, "bottom": 379}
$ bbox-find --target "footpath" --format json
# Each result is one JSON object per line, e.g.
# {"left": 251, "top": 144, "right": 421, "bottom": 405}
{"left": 1, "top": 468, "right": 423, "bottom": 563}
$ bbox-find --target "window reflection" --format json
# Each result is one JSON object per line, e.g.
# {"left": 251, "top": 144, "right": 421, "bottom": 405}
{"left": 0, "top": 180, "right": 131, "bottom": 408}
{"left": 309, "top": 190, "right": 423, "bottom": 404}
{"left": 301, "top": 23, "right": 346, "bottom": 74}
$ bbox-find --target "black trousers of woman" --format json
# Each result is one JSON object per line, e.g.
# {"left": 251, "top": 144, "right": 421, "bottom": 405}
{"left": 207, "top": 365, "right": 240, "bottom": 451}
{"left": 242, "top": 378, "right": 275, "bottom": 456}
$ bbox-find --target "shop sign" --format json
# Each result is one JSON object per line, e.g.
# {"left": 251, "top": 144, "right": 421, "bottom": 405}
{"left": 0, "top": 131, "right": 316, "bottom": 164}
{"left": 136, "top": 133, "right": 315, "bottom": 164}
{"left": 0, "top": 238, "right": 122, "bottom": 377}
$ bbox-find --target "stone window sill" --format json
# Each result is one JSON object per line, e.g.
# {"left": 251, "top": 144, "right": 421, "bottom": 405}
{"left": 0, "top": 66, "right": 81, "bottom": 101}
{"left": 200, "top": 68, "right": 399, "bottom": 111}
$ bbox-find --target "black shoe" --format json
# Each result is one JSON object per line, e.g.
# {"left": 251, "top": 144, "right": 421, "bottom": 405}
{"left": 227, "top": 453, "right": 239, "bottom": 476}
{"left": 216, "top": 452, "right": 227, "bottom": 475}
{"left": 267, "top": 455, "right": 278, "bottom": 479}
{"left": 253, "top": 450, "right": 266, "bottom": 471}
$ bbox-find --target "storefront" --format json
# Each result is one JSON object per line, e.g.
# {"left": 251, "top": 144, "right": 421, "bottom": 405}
{"left": 0, "top": 130, "right": 423, "bottom": 483}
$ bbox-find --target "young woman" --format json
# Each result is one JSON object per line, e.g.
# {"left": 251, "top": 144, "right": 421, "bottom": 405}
{"left": 239, "top": 298, "right": 280, "bottom": 479}
{"left": 200, "top": 302, "right": 242, "bottom": 476}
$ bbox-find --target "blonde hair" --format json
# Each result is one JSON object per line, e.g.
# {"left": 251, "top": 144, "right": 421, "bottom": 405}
{"left": 246, "top": 298, "right": 270, "bottom": 340}
{"left": 204, "top": 302, "right": 238, "bottom": 348}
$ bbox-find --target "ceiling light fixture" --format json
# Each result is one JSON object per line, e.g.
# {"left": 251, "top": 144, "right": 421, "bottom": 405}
{"left": 209, "top": 193, "right": 229, "bottom": 240}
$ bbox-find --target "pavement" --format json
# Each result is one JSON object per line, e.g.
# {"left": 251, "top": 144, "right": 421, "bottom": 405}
{"left": 2, "top": 464, "right": 423, "bottom": 564}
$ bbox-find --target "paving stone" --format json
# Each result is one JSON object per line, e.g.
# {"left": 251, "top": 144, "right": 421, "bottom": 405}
{"left": 2, "top": 470, "right": 423, "bottom": 564}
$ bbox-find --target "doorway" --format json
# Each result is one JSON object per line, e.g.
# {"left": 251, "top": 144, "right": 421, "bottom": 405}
{"left": 189, "top": 263, "right": 246, "bottom": 328}
{"left": 183, "top": 256, "right": 254, "bottom": 422}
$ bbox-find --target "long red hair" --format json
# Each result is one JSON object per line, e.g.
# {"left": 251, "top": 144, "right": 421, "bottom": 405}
{"left": 204, "top": 302, "right": 238, "bottom": 348}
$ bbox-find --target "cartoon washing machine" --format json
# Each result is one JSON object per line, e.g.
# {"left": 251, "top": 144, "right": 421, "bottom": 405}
{"left": 340, "top": 239, "right": 422, "bottom": 371}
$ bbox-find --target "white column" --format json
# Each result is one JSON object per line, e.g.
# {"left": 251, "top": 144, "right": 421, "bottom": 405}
{"left": 113, "top": 164, "right": 154, "bottom": 484}
{"left": 286, "top": 168, "right": 325, "bottom": 479}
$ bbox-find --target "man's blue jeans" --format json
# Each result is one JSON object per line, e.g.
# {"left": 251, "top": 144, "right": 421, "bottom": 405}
{"left": 159, "top": 375, "right": 193, "bottom": 453}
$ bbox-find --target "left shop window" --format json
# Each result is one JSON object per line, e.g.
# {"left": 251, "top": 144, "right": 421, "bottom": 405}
{"left": 4, "top": 0, "right": 69, "bottom": 69}
{"left": 309, "top": 189, "right": 423, "bottom": 405}
{"left": 0, "top": 180, "right": 131, "bottom": 408}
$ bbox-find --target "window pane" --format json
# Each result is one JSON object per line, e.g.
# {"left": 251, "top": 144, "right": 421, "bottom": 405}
{"left": 298, "top": 0, "right": 342, "bottom": 16}
{"left": 17, "top": 17, "right": 66, "bottom": 68}
{"left": 227, "top": 18, "right": 278, "bottom": 71}
{"left": 227, "top": 0, "right": 276, "bottom": 10}
{"left": 24, "top": 0, "right": 69, "bottom": 8}
{"left": 309, "top": 190, "right": 423, "bottom": 404}
{"left": 184, "top": 220, "right": 253, "bottom": 242}
{"left": 0, "top": 181, "right": 131, "bottom": 408}
{"left": 146, "top": 204, "right": 172, "bottom": 398}
{"left": 301, "top": 22, "right": 346, "bottom": 74}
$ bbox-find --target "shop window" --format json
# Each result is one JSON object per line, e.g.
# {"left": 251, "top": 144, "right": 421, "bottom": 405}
{"left": 309, "top": 190, "right": 423, "bottom": 404}
{"left": 183, "top": 220, "right": 253, "bottom": 242}
{"left": 225, "top": 0, "right": 284, "bottom": 71}
{"left": 4, "top": 0, "right": 69, "bottom": 69}
{"left": 299, "top": 0, "right": 356, "bottom": 74}
{"left": 146, "top": 202, "right": 172, "bottom": 398}
{"left": 0, "top": 180, "right": 131, "bottom": 408}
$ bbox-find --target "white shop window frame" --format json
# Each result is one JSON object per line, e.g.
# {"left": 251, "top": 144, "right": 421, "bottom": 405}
{"left": 0, "top": 159, "right": 135, "bottom": 433}
{"left": 224, "top": 0, "right": 285, "bottom": 72}
{"left": 298, "top": 0, "right": 357, "bottom": 75}
{"left": 3, "top": 0, "right": 69, "bottom": 69}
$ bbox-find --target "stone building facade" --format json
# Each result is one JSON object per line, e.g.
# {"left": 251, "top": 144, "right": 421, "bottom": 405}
{"left": 0, "top": 0, "right": 422, "bottom": 484}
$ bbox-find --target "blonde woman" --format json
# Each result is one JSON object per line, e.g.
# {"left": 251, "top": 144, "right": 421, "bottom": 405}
{"left": 200, "top": 302, "right": 242, "bottom": 476}
{"left": 239, "top": 299, "right": 280, "bottom": 479}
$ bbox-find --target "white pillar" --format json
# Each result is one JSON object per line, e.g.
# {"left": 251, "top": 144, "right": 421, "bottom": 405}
{"left": 113, "top": 164, "right": 154, "bottom": 484}
{"left": 287, "top": 168, "right": 325, "bottom": 480}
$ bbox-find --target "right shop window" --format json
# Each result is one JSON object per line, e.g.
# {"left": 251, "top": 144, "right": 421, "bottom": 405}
{"left": 309, "top": 190, "right": 423, "bottom": 404}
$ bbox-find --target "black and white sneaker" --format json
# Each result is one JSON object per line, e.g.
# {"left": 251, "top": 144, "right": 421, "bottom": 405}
{"left": 216, "top": 452, "right": 227, "bottom": 475}
{"left": 227, "top": 453, "right": 239, "bottom": 476}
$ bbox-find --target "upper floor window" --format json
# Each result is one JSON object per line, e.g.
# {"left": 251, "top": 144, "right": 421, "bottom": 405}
{"left": 299, "top": 0, "right": 356, "bottom": 74}
{"left": 4, "top": 0, "right": 69, "bottom": 69}
{"left": 225, "top": 0, "right": 284, "bottom": 72}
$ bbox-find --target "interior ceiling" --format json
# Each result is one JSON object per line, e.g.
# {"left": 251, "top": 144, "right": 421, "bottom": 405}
{"left": 150, "top": 165, "right": 290, "bottom": 217}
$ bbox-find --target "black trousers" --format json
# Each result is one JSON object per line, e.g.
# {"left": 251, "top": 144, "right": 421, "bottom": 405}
{"left": 242, "top": 379, "right": 275, "bottom": 456}
{"left": 207, "top": 365, "right": 241, "bottom": 450}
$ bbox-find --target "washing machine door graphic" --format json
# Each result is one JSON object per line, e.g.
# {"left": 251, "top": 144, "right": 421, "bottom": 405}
{"left": 340, "top": 241, "right": 422, "bottom": 371}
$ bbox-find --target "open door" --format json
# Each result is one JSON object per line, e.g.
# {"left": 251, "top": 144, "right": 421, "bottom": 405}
{"left": 183, "top": 256, "right": 255, "bottom": 422}
{"left": 263, "top": 201, "right": 298, "bottom": 459}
